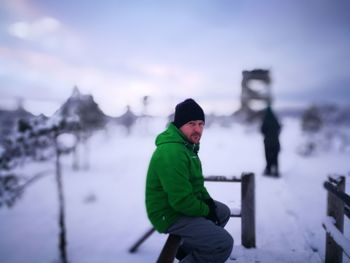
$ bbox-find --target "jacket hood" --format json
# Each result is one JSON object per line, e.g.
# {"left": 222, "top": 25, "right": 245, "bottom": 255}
{"left": 156, "top": 123, "right": 200, "bottom": 153}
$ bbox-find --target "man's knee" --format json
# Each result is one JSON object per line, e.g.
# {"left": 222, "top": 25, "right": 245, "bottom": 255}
{"left": 223, "top": 231, "right": 234, "bottom": 252}
{"left": 210, "top": 230, "right": 233, "bottom": 261}
{"left": 212, "top": 229, "right": 234, "bottom": 254}
{"left": 214, "top": 201, "right": 231, "bottom": 225}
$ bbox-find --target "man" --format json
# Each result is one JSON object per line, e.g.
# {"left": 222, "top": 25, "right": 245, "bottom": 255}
{"left": 145, "top": 98, "right": 233, "bottom": 262}
{"left": 260, "top": 105, "right": 281, "bottom": 177}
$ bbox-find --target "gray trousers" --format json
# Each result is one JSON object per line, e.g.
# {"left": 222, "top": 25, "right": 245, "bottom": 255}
{"left": 166, "top": 201, "right": 234, "bottom": 263}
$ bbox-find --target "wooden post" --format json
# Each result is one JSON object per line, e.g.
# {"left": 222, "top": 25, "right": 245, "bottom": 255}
{"left": 55, "top": 137, "right": 68, "bottom": 263}
{"left": 72, "top": 135, "right": 79, "bottom": 171}
{"left": 156, "top": 234, "right": 181, "bottom": 263}
{"left": 325, "top": 176, "right": 345, "bottom": 263}
{"left": 129, "top": 227, "right": 156, "bottom": 253}
{"left": 241, "top": 172, "right": 256, "bottom": 248}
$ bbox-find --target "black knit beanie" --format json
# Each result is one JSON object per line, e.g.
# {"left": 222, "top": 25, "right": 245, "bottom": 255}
{"left": 173, "top": 98, "right": 205, "bottom": 128}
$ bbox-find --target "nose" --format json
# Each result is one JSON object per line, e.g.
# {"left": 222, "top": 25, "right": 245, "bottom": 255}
{"left": 194, "top": 124, "right": 203, "bottom": 133}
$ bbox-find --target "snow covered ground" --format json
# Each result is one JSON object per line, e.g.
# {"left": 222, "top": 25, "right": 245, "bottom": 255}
{"left": 0, "top": 117, "right": 349, "bottom": 263}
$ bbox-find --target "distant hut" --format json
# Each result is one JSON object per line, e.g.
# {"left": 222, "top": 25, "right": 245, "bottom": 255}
{"left": 233, "top": 69, "right": 272, "bottom": 122}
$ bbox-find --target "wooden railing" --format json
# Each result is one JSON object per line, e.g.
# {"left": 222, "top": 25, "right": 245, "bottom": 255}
{"left": 129, "top": 172, "right": 256, "bottom": 263}
{"left": 204, "top": 172, "right": 256, "bottom": 248}
{"left": 322, "top": 175, "right": 350, "bottom": 263}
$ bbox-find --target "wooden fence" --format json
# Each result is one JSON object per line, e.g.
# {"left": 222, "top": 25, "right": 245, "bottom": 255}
{"left": 204, "top": 172, "right": 256, "bottom": 248}
{"left": 129, "top": 172, "right": 255, "bottom": 262}
{"left": 322, "top": 175, "right": 350, "bottom": 263}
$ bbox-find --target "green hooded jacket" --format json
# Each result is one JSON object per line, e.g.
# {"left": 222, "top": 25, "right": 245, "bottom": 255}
{"left": 145, "top": 123, "right": 211, "bottom": 233}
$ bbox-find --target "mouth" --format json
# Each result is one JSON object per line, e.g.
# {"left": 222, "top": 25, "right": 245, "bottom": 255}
{"left": 191, "top": 133, "right": 201, "bottom": 141}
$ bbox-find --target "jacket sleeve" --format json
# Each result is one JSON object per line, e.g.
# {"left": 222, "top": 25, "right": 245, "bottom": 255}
{"left": 157, "top": 148, "right": 209, "bottom": 217}
{"left": 201, "top": 187, "right": 211, "bottom": 200}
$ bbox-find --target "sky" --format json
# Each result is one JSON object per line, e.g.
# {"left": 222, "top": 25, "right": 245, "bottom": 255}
{"left": 0, "top": 0, "right": 350, "bottom": 116}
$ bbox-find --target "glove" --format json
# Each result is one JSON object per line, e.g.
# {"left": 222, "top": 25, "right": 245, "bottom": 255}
{"left": 204, "top": 198, "right": 220, "bottom": 225}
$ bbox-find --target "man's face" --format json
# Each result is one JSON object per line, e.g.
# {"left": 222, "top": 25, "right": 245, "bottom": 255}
{"left": 179, "top": 120, "right": 205, "bottom": 144}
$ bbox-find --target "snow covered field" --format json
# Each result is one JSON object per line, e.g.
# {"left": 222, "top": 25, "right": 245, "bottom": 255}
{"left": 0, "top": 117, "right": 349, "bottom": 263}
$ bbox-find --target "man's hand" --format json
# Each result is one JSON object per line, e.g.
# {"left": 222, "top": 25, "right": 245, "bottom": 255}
{"left": 204, "top": 198, "right": 220, "bottom": 225}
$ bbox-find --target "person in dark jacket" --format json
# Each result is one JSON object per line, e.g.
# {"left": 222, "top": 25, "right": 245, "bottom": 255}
{"left": 146, "top": 98, "right": 233, "bottom": 263}
{"left": 260, "top": 105, "right": 281, "bottom": 177}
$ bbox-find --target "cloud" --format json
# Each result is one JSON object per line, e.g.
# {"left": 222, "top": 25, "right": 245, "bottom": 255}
{"left": 8, "top": 17, "right": 61, "bottom": 40}
{"left": 127, "top": 60, "right": 205, "bottom": 93}
{"left": 5, "top": 16, "right": 84, "bottom": 58}
{"left": 0, "top": 45, "right": 170, "bottom": 114}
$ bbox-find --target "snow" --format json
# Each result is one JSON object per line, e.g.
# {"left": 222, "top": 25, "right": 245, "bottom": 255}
{"left": 0, "top": 117, "right": 349, "bottom": 263}
{"left": 56, "top": 133, "right": 76, "bottom": 150}
{"left": 322, "top": 216, "right": 350, "bottom": 258}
